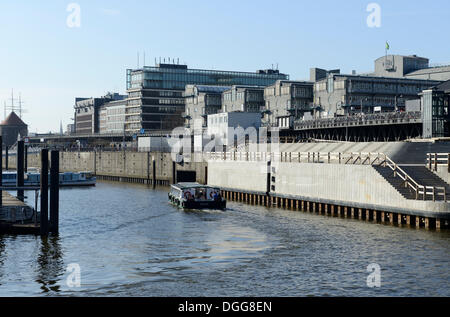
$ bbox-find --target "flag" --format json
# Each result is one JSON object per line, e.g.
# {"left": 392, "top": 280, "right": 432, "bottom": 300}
{"left": 386, "top": 42, "right": 390, "bottom": 51}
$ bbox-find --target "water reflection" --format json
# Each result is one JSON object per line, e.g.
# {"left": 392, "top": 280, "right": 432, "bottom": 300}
{"left": 0, "top": 236, "right": 4, "bottom": 285}
{"left": 35, "top": 236, "right": 64, "bottom": 294}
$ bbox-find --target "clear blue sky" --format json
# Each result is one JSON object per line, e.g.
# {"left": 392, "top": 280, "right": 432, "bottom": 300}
{"left": 1, "top": 0, "right": 449, "bottom": 133}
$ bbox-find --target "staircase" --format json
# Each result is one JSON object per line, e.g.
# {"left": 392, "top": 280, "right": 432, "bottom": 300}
{"left": 373, "top": 165, "right": 450, "bottom": 201}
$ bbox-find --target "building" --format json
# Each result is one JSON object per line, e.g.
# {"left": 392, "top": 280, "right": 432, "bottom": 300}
{"left": 264, "top": 80, "right": 314, "bottom": 129}
{"left": 313, "top": 74, "right": 441, "bottom": 117}
{"left": 207, "top": 112, "right": 262, "bottom": 148}
{"left": 0, "top": 112, "right": 28, "bottom": 147}
{"left": 125, "top": 63, "right": 289, "bottom": 133}
{"left": 66, "top": 124, "right": 75, "bottom": 135}
{"left": 184, "top": 85, "right": 230, "bottom": 128}
{"left": 373, "top": 54, "right": 450, "bottom": 81}
{"left": 310, "top": 68, "right": 341, "bottom": 82}
{"left": 74, "top": 92, "right": 126, "bottom": 134}
{"left": 99, "top": 99, "right": 128, "bottom": 134}
{"left": 221, "top": 85, "right": 265, "bottom": 114}
{"left": 421, "top": 80, "right": 450, "bottom": 138}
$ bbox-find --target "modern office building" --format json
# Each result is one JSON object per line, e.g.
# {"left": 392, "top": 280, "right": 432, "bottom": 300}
{"left": 125, "top": 63, "right": 289, "bottom": 133}
{"left": 222, "top": 85, "right": 265, "bottom": 114}
{"left": 99, "top": 99, "right": 128, "bottom": 134}
{"left": 264, "top": 80, "right": 314, "bottom": 129}
{"left": 184, "top": 85, "right": 230, "bottom": 128}
{"left": 74, "top": 93, "right": 126, "bottom": 134}
{"left": 421, "top": 80, "right": 450, "bottom": 138}
{"left": 313, "top": 74, "right": 441, "bottom": 117}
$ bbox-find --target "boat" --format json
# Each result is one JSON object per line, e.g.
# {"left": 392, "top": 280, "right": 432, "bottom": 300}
{"left": 2, "top": 170, "right": 96, "bottom": 187}
{"left": 168, "top": 183, "right": 226, "bottom": 210}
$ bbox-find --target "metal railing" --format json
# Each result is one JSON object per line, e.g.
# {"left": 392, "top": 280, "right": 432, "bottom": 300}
{"left": 427, "top": 153, "right": 450, "bottom": 173}
{"left": 294, "top": 111, "right": 422, "bottom": 131}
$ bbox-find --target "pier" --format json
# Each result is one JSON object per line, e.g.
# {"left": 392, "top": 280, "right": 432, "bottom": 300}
{"left": 1, "top": 138, "right": 60, "bottom": 236}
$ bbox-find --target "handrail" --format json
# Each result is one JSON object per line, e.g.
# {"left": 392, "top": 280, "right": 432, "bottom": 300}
{"left": 427, "top": 153, "right": 450, "bottom": 172}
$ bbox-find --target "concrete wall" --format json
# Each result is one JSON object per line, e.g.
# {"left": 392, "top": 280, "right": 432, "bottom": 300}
{"left": 208, "top": 160, "right": 267, "bottom": 194}
{"left": 3, "top": 151, "right": 207, "bottom": 184}
{"left": 207, "top": 159, "right": 450, "bottom": 218}
{"left": 435, "top": 165, "right": 450, "bottom": 186}
{"left": 273, "top": 162, "right": 449, "bottom": 216}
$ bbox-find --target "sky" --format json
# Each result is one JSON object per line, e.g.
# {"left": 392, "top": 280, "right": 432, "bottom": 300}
{"left": 1, "top": 0, "right": 449, "bottom": 133}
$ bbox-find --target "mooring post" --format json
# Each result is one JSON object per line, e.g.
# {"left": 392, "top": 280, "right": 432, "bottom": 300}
{"left": 172, "top": 161, "right": 176, "bottom": 184}
{"left": 40, "top": 149, "right": 49, "bottom": 236}
{"left": 24, "top": 144, "right": 28, "bottom": 172}
{"left": 0, "top": 136, "right": 2, "bottom": 207}
{"left": 50, "top": 151, "right": 60, "bottom": 235}
{"left": 152, "top": 156, "right": 156, "bottom": 189}
{"left": 17, "top": 140, "right": 25, "bottom": 202}
{"left": 5, "top": 146, "right": 8, "bottom": 170}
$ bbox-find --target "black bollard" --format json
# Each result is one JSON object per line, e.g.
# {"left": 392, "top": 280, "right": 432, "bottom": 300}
{"left": 50, "top": 151, "right": 59, "bottom": 235}
{"left": 40, "top": 149, "right": 49, "bottom": 236}
{"left": 17, "top": 141, "right": 24, "bottom": 201}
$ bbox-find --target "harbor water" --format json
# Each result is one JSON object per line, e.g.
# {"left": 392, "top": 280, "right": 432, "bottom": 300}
{"left": 0, "top": 181, "right": 449, "bottom": 296}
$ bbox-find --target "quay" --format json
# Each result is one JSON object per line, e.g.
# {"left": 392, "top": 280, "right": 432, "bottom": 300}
{"left": 3, "top": 140, "right": 450, "bottom": 231}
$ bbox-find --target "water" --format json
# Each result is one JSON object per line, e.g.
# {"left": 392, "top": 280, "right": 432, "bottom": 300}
{"left": 0, "top": 181, "right": 449, "bottom": 296}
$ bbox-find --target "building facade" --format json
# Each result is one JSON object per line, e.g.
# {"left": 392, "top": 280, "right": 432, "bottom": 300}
{"left": 421, "top": 80, "right": 450, "bottom": 138}
{"left": 264, "top": 80, "right": 314, "bottom": 128}
{"left": 74, "top": 93, "right": 126, "bottom": 134}
{"left": 313, "top": 74, "right": 441, "bottom": 117}
{"left": 184, "top": 85, "right": 230, "bottom": 128}
{"left": 222, "top": 86, "right": 265, "bottom": 114}
{"left": 373, "top": 54, "right": 450, "bottom": 81}
{"left": 125, "top": 63, "right": 289, "bottom": 133}
{"left": 99, "top": 99, "right": 128, "bottom": 134}
{"left": 207, "top": 112, "right": 262, "bottom": 148}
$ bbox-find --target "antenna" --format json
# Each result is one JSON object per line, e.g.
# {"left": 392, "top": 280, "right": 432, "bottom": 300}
{"left": 137, "top": 52, "right": 140, "bottom": 68}
{"left": 143, "top": 51, "right": 146, "bottom": 67}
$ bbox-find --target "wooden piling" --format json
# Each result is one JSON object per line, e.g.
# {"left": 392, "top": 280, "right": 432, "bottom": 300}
{"left": 0, "top": 136, "right": 2, "bottom": 207}
{"left": 40, "top": 149, "right": 49, "bottom": 236}
{"left": 50, "top": 151, "right": 59, "bottom": 235}
{"left": 16, "top": 141, "right": 25, "bottom": 202}
{"left": 5, "top": 146, "right": 8, "bottom": 170}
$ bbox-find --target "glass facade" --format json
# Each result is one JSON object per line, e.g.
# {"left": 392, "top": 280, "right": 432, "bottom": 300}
{"left": 125, "top": 64, "right": 289, "bottom": 132}
{"left": 127, "top": 65, "right": 288, "bottom": 90}
{"left": 422, "top": 90, "right": 450, "bottom": 138}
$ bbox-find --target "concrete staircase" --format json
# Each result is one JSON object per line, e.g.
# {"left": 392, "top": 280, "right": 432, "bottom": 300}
{"left": 373, "top": 165, "right": 450, "bottom": 201}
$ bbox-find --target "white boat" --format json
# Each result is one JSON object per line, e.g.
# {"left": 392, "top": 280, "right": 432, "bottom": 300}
{"left": 2, "top": 171, "right": 96, "bottom": 187}
{"left": 168, "top": 183, "right": 226, "bottom": 210}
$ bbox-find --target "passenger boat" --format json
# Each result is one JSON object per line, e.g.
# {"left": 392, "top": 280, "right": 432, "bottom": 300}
{"left": 2, "top": 171, "right": 96, "bottom": 187}
{"left": 169, "top": 183, "right": 226, "bottom": 210}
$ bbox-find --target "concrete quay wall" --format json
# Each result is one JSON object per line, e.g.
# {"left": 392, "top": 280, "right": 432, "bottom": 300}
{"left": 3, "top": 151, "right": 207, "bottom": 185}
{"left": 208, "top": 160, "right": 450, "bottom": 220}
